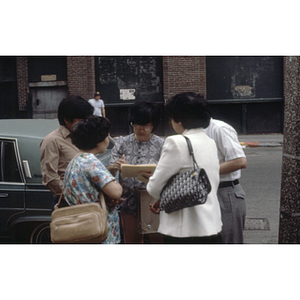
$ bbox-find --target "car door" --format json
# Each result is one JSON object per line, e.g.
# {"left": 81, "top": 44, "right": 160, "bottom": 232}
{"left": 0, "top": 139, "right": 25, "bottom": 239}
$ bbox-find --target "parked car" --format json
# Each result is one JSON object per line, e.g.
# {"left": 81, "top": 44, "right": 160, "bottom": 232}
{"left": 0, "top": 119, "right": 115, "bottom": 243}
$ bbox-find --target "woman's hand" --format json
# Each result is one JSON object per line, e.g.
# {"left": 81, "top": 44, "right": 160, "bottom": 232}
{"left": 149, "top": 200, "right": 160, "bottom": 214}
{"left": 107, "top": 154, "right": 127, "bottom": 176}
{"left": 137, "top": 171, "right": 153, "bottom": 183}
{"left": 105, "top": 197, "right": 124, "bottom": 208}
{"left": 114, "top": 154, "right": 127, "bottom": 171}
{"left": 140, "top": 171, "right": 153, "bottom": 179}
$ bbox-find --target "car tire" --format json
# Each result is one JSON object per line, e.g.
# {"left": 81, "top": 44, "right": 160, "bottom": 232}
{"left": 30, "top": 222, "right": 52, "bottom": 244}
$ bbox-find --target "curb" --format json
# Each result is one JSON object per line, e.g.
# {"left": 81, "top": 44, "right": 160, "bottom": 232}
{"left": 240, "top": 141, "right": 283, "bottom": 147}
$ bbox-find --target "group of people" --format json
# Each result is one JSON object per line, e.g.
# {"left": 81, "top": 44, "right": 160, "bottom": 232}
{"left": 40, "top": 91, "right": 247, "bottom": 244}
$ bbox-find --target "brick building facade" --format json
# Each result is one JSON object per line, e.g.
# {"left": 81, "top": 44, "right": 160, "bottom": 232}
{"left": 16, "top": 57, "right": 28, "bottom": 111}
{"left": 66, "top": 56, "right": 96, "bottom": 99}
{"left": 1, "top": 55, "right": 284, "bottom": 135}
{"left": 15, "top": 56, "right": 207, "bottom": 112}
{"left": 162, "top": 56, "right": 206, "bottom": 100}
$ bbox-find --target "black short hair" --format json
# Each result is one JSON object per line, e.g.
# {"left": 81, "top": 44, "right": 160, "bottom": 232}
{"left": 71, "top": 116, "right": 112, "bottom": 150}
{"left": 165, "top": 92, "right": 211, "bottom": 129}
{"left": 128, "top": 101, "right": 161, "bottom": 132}
{"left": 58, "top": 95, "right": 94, "bottom": 126}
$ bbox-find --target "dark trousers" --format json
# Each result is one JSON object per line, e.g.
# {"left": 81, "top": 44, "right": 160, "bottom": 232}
{"left": 52, "top": 196, "right": 59, "bottom": 211}
{"left": 163, "top": 233, "right": 222, "bottom": 244}
{"left": 52, "top": 195, "right": 68, "bottom": 211}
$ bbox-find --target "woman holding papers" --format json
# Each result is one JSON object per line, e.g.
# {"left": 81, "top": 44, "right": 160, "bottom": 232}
{"left": 108, "top": 101, "right": 164, "bottom": 244}
{"left": 147, "top": 93, "right": 222, "bottom": 244}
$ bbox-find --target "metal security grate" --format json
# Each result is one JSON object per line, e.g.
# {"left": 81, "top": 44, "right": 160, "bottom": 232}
{"left": 244, "top": 218, "right": 270, "bottom": 230}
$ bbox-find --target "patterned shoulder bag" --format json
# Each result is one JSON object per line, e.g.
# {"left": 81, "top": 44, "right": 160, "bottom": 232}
{"left": 159, "top": 136, "right": 211, "bottom": 213}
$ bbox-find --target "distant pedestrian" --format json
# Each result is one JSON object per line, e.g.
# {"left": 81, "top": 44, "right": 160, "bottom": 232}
{"left": 205, "top": 115, "right": 247, "bottom": 244}
{"left": 88, "top": 92, "right": 106, "bottom": 117}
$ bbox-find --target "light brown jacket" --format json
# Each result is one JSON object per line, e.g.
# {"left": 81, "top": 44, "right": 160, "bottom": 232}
{"left": 40, "top": 125, "right": 79, "bottom": 197}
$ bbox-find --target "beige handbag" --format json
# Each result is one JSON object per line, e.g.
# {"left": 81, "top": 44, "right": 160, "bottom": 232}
{"left": 50, "top": 156, "right": 108, "bottom": 244}
{"left": 138, "top": 189, "right": 160, "bottom": 234}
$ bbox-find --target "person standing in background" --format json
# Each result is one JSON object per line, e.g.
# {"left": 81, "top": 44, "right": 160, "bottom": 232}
{"left": 205, "top": 114, "right": 247, "bottom": 244}
{"left": 88, "top": 92, "right": 106, "bottom": 117}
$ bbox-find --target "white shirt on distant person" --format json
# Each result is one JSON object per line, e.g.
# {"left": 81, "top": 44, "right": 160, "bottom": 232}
{"left": 88, "top": 98, "right": 105, "bottom": 117}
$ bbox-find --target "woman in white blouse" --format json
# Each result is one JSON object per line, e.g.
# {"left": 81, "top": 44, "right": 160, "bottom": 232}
{"left": 147, "top": 92, "right": 222, "bottom": 243}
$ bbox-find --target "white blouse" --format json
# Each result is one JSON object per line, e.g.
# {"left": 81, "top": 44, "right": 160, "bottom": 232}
{"left": 146, "top": 128, "right": 222, "bottom": 238}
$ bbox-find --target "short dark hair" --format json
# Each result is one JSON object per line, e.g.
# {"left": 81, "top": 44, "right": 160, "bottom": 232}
{"left": 57, "top": 95, "right": 94, "bottom": 126}
{"left": 71, "top": 116, "right": 112, "bottom": 150}
{"left": 165, "top": 92, "right": 211, "bottom": 129}
{"left": 128, "top": 101, "right": 161, "bottom": 132}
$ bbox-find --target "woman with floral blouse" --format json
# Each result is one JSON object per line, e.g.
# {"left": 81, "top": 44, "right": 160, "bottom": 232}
{"left": 63, "top": 116, "right": 123, "bottom": 244}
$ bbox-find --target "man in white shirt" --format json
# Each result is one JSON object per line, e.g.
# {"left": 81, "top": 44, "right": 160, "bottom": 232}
{"left": 205, "top": 117, "right": 247, "bottom": 244}
{"left": 88, "top": 92, "right": 106, "bottom": 117}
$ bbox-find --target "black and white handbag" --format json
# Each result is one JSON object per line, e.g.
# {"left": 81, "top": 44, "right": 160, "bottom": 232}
{"left": 159, "top": 136, "right": 211, "bottom": 213}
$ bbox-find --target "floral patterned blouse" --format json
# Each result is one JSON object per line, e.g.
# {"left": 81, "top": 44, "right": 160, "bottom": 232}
{"left": 63, "top": 153, "right": 121, "bottom": 244}
{"left": 109, "top": 133, "right": 164, "bottom": 216}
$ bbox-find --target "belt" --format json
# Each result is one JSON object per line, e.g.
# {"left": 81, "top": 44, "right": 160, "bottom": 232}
{"left": 219, "top": 179, "right": 239, "bottom": 189}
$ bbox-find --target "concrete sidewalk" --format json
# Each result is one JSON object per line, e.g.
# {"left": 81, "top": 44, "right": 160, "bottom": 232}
{"left": 160, "top": 133, "right": 284, "bottom": 147}
{"left": 240, "top": 144, "right": 283, "bottom": 244}
{"left": 238, "top": 134, "right": 283, "bottom": 147}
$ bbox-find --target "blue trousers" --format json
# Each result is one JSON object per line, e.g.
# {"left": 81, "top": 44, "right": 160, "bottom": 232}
{"left": 217, "top": 183, "right": 246, "bottom": 244}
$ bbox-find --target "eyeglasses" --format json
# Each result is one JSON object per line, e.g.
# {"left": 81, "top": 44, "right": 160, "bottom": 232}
{"left": 131, "top": 123, "right": 153, "bottom": 132}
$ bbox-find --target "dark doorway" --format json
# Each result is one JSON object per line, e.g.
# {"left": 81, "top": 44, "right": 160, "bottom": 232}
{"left": 28, "top": 56, "right": 68, "bottom": 119}
{"left": 0, "top": 57, "right": 18, "bottom": 119}
{"left": 28, "top": 56, "right": 67, "bottom": 82}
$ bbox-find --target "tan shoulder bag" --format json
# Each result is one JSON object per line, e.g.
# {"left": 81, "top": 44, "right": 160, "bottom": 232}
{"left": 50, "top": 155, "right": 108, "bottom": 243}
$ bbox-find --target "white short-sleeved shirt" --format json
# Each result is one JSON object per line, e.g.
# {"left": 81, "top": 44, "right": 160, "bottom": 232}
{"left": 88, "top": 98, "right": 105, "bottom": 117}
{"left": 205, "top": 118, "right": 246, "bottom": 182}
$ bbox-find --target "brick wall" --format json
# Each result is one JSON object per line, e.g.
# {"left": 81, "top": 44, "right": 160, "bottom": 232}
{"left": 16, "top": 57, "right": 28, "bottom": 110}
{"left": 67, "top": 56, "right": 95, "bottom": 100}
{"left": 162, "top": 56, "right": 206, "bottom": 101}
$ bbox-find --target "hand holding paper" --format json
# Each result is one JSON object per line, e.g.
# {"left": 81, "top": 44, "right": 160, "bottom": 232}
{"left": 114, "top": 154, "right": 127, "bottom": 171}
{"left": 136, "top": 171, "right": 153, "bottom": 183}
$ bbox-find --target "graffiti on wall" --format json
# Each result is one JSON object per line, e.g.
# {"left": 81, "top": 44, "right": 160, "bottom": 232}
{"left": 96, "top": 56, "right": 163, "bottom": 103}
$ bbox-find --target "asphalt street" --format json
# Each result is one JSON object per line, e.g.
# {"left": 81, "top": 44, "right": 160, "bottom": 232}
{"left": 239, "top": 134, "right": 283, "bottom": 244}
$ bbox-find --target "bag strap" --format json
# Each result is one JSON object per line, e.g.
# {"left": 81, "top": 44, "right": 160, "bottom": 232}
{"left": 183, "top": 136, "right": 199, "bottom": 171}
{"left": 55, "top": 153, "right": 80, "bottom": 210}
